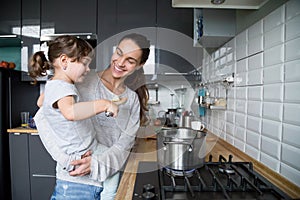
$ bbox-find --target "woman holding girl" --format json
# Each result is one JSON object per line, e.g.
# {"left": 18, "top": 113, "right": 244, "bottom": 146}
{"left": 33, "top": 33, "right": 150, "bottom": 200}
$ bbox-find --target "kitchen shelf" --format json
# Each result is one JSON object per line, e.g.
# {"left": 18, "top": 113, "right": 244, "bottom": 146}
{"left": 148, "top": 101, "right": 160, "bottom": 105}
{"left": 209, "top": 105, "right": 226, "bottom": 110}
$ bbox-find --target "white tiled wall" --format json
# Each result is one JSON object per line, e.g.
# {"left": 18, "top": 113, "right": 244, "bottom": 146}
{"left": 201, "top": 0, "right": 300, "bottom": 187}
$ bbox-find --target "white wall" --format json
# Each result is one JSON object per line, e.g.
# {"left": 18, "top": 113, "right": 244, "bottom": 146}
{"left": 201, "top": 0, "right": 300, "bottom": 187}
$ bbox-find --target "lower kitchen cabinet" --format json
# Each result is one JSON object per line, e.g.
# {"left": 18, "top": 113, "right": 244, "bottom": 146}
{"left": 9, "top": 133, "right": 56, "bottom": 200}
{"left": 29, "top": 134, "right": 56, "bottom": 200}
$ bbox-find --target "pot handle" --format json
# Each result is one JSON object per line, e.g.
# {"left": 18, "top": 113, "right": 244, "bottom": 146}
{"left": 163, "top": 141, "right": 193, "bottom": 152}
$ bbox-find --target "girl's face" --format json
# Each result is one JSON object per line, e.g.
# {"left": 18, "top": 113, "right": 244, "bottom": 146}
{"left": 67, "top": 57, "right": 91, "bottom": 83}
{"left": 110, "top": 39, "right": 143, "bottom": 79}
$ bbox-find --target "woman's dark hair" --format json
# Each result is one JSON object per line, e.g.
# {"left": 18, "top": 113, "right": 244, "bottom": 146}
{"left": 29, "top": 35, "right": 94, "bottom": 84}
{"left": 121, "top": 33, "right": 150, "bottom": 125}
{"left": 125, "top": 67, "right": 149, "bottom": 125}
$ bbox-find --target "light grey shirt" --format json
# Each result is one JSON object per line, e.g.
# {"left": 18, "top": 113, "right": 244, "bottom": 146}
{"left": 43, "top": 80, "right": 98, "bottom": 156}
{"left": 34, "top": 72, "right": 140, "bottom": 186}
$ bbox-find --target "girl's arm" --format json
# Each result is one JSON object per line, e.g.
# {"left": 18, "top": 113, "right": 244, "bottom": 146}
{"left": 57, "top": 96, "right": 127, "bottom": 121}
{"left": 37, "top": 93, "right": 45, "bottom": 107}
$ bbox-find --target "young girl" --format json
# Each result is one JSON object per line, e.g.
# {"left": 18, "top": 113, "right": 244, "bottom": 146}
{"left": 30, "top": 35, "right": 126, "bottom": 196}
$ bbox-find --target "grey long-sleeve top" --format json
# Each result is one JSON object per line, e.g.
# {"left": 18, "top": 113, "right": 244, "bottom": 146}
{"left": 34, "top": 72, "right": 140, "bottom": 185}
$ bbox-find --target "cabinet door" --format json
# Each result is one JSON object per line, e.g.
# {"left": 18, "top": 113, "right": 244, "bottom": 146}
{"left": 21, "top": 0, "right": 41, "bottom": 73}
{"left": 0, "top": 0, "right": 21, "bottom": 35}
{"left": 9, "top": 134, "right": 31, "bottom": 200}
{"left": 29, "top": 134, "right": 56, "bottom": 200}
{"left": 116, "top": 0, "right": 156, "bottom": 33}
{"left": 97, "top": 0, "right": 118, "bottom": 43}
{"left": 41, "top": 0, "right": 97, "bottom": 34}
{"left": 156, "top": 0, "right": 200, "bottom": 82}
{"left": 157, "top": 0, "right": 193, "bottom": 37}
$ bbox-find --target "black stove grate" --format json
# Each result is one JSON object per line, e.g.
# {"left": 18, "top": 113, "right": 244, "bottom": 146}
{"left": 133, "top": 155, "right": 292, "bottom": 200}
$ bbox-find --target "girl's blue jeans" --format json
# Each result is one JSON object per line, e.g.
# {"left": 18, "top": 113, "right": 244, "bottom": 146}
{"left": 50, "top": 179, "right": 103, "bottom": 200}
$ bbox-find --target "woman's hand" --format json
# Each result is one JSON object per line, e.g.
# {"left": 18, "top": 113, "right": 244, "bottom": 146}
{"left": 69, "top": 151, "right": 92, "bottom": 176}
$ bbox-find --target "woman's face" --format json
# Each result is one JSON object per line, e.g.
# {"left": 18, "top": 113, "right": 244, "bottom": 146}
{"left": 110, "top": 39, "right": 143, "bottom": 79}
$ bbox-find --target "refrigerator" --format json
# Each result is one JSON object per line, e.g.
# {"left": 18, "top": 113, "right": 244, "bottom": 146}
{"left": 0, "top": 68, "right": 40, "bottom": 199}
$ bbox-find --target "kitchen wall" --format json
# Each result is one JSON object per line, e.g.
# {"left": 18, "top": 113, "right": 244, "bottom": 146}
{"left": 201, "top": 0, "right": 300, "bottom": 187}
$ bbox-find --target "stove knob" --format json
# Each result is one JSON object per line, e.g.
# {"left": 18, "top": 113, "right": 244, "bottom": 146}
{"left": 142, "top": 191, "right": 155, "bottom": 200}
{"left": 143, "top": 183, "right": 155, "bottom": 193}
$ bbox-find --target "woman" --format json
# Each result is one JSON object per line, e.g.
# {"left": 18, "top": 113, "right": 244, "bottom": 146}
{"left": 35, "top": 33, "right": 150, "bottom": 200}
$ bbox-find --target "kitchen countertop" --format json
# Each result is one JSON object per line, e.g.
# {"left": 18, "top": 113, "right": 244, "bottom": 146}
{"left": 7, "top": 127, "right": 38, "bottom": 134}
{"left": 115, "top": 131, "right": 300, "bottom": 200}
{"left": 7, "top": 127, "right": 300, "bottom": 199}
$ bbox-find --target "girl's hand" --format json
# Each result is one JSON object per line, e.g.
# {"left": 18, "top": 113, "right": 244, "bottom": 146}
{"left": 113, "top": 97, "right": 127, "bottom": 105}
{"left": 106, "top": 101, "right": 119, "bottom": 117}
{"left": 69, "top": 154, "right": 92, "bottom": 176}
{"left": 105, "top": 97, "right": 127, "bottom": 117}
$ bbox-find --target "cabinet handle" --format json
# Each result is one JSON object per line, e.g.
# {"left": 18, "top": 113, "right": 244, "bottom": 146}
{"left": 32, "top": 174, "right": 56, "bottom": 178}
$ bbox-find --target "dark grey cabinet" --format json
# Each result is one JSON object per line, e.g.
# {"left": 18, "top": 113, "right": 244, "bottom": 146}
{"left": 21, "top": 0, "right": 41, "bottom": 73}
{"left": 0, "top": 0, "right": 21, "bottom": 35}
{"left": 116, "top": 0, "right": 157, "bottom": 33}
{"left": 156, "top": 0, "right": 200, "bottom": 81}
{"left": 29, "top": 134, "right": 56, "bottom": 200}
{"left": 98, "top": 0, "right": 156, "bottom": 42}
{"left": 41, "top": 0, "right": 97, "bottom": 34}
{"left": 157, "top": 0, "right": 193, "bottom": 37}
{"left": 9, "top": 134, "right": 31, "bottom": 200}
{"left": 9, "top": 133, "right": 56, "bottom": 200}
{"left": 97, "top": 0, "right": 118, "bottom": 43}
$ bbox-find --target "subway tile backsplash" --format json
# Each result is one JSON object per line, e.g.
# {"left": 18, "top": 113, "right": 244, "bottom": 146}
{"left": 282, "top": 123, "right": 300, "bottom": 148}
{"left": 285, "top": 82, "right": 300, "bottom": 103}
{"left": 201, "top": 0, "right": 300, "bottom": 187}
{"left": 261, "top": 118, "right": 282, "bottom": 141}
{"left": 264, "top": 24, "right": 284, "bottom": 49}
{"left": 285, "top": 59, "right": 300, "bottom": 82}
{"left": 262, "top": 102, "right": 283, "bottom": 121}
{"left": 285, "top": 14, "right": 300, "bottom": 41}
{"left": 261, "top": 136, "right": 281, "bottom": 159}
{"left": 246, "top": 130, "right": 261, "bottom": 149}
{"left": 263, "top": 64, "right": 284, "bottom": 84}
{"left": 263, "top": 44, "right": 284, "bottom": 66}
{"left": 247, "top": 116, "right": 262, "bottom": 133}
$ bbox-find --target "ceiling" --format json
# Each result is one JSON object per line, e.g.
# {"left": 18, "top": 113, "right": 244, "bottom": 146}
{"left": 172, "top": 0, "right": 270, "bottom": 9}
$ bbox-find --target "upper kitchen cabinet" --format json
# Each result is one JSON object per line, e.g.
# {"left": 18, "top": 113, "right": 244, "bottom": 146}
{"left": 157, "top": 0, "right": 193, "bottom": 37}
{"left": 116, "top": 0, "right": 156, "bottom": 34}
{"left": 0, "top": 0, "right": 21, "bottom": 36}
{"left": 156, "top": 0, "right": 201, "bottom": 84}
{"left": 21, "top": 0, "right": 41, "bottom": 74}
{"left": 41, "top": 0, "right": 97, "bottom": 35}
{"left": 97, "top": 0, "right": 118, "bottom": 43}
{"left": 194, "top": 9, "right": 236, "bottom": 49}
{"left": 98, "top": 0, "right": 156, "bottom": 42}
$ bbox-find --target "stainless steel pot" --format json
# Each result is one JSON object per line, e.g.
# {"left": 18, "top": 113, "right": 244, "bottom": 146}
{"left": 157, "top": 128, "right": 206, "bottom": 170}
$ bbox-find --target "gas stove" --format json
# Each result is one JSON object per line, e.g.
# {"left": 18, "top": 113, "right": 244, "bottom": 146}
{"left": 132, "top": 155, "right": 291, "bottom": 200}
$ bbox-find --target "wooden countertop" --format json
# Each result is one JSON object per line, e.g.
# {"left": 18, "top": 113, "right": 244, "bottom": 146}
{"left": 115, "top": 131, "right": 300, "bottom": 200}
{"left": 7, "top": 127, "right": 38, "bottom": 134}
